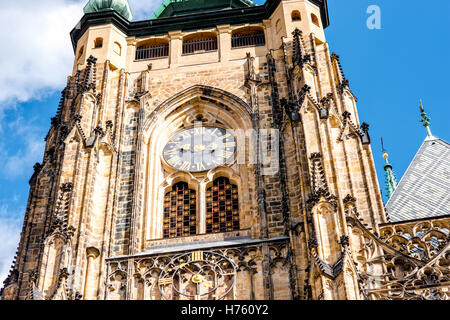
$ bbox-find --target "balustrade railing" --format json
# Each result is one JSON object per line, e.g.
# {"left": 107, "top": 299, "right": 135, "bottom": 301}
{"left": 182, "top": 38, "right": 218, "bottom": 55}
{"left": 231, "top": 32, "right": 265, "bottom": 48}
{"left": 136, "top": 43, "right": 169, "bottom": 61}
{"left": 135, "top": 33, "right": 265, "bottom": 60}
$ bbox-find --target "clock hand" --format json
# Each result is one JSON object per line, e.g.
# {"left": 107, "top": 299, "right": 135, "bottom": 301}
{"left": 207, "top": 143, "right": 218, "bottom": 152}
{"left": 193, "top": 144, "right": 206, "bottom": 152}
{"left": 180, "top": 144, "right": 191, "bottom": 151}
{"left": 179, "top": 263, "right": 197, "bottom": 275}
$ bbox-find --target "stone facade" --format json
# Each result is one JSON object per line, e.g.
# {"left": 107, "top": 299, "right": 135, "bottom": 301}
{"left": 1, "top": 0, "right": 448, "bottom": 300}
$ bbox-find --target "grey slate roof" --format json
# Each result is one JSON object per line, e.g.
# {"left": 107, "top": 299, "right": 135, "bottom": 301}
{"left": 386, "top": 136, "right": 450, "bottom": 222}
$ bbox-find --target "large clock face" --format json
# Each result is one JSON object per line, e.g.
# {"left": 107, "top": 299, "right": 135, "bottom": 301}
{"left": 163, "top": 126, "right": 236, "bottom": 172}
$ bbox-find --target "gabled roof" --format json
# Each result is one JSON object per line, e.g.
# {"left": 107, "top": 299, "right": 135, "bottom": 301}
{"left": 386, "top": 137, "right": 450, "bottom": 222}
{"left": 152, "top": 0, "right": 256, "bottom": 19}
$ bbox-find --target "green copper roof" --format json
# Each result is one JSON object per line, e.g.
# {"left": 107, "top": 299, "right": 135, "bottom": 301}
{"left": 152, "top": 0, "right": 256, "bottom": 19}
{"left": 84, "top": 0, "right": 133, "bottom": 21}
{"left": 381, "top": 138, "right": 398, "bottom": 200}
{"left": 383, "top": 157, "right": 398, "bottom": 200}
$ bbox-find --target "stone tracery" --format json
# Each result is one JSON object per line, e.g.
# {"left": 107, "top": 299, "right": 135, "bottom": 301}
{"left": 2, "top": 0, "right": 448, "bottom": 302}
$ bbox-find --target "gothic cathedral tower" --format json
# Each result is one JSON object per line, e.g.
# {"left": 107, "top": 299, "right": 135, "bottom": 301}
{"left": 2, "top": 0, "right": 448, "bottom": 300}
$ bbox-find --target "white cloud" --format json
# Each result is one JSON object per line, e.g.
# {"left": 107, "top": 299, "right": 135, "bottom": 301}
{"left": 2, "top": 136, "right": 45, "bottom": 180}
{"left": 129, "top": 0, "right": 161, "bottom": 20}
{"left": 0, "top": 0, "right": 86, "bottom": 106}
{"left": 0, "top": 0, "right": 161, "bottom": 177}
{"left": 0, "top": 0, "right": 161, "bottom": 287}
{"left": 0, "top": 114, "right": 46, "bottom": 179}
{"left": 0, "top": 204, "right": 24, "bottom": 286}
{"left": 0, "top": 0, "right": 161, "bottom": 108}
{"left": 0, "top": 0, "right": 162, "bottom": 288}
{"left": 0, "top": 0, "right": 160, "bottom": 179}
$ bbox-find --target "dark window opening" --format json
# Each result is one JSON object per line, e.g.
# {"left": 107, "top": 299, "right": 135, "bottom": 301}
{"left": 231, "top": 30, "right": 265, "bottom": 49}
{"left": 292, "top": 11, "right": 301, "bottom": 21}
{"left": 311, "top": 14, "right": 320, "bottom": 27}
{"left": 183, "top": 37, "right": 218, "bottom": 55}
{"left": 206, "top": 177, "right": 239, "bottom": 234}
{"left": 163, "top": 182, "right": 197, "bottom": 239}
{"left": 136, "top": 43, "right": 169, "bottom": 61}
{"left": 94, "top": 38, "right": 103, "bottom": 49}
{"left": 78, "top": 46, "right": 84, "bottom": 59}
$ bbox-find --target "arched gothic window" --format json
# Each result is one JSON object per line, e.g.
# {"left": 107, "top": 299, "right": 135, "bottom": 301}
{"left": 163, "top": 182, "right": 197, "bottom": 238}
{"left": 135, "top": 40, "right": 169, "bottom": 61}
{"left": 291, "top": 10, "right": 301, "bottom": 21}
{"left": 182, "top": 33, "right": 218, "bottom": 55}
{"left": 311, "top": 13, "right": 320, "bottom": 27}
{"left": 94, "top": 38, "right": 103, "bottom": 48}
{"left": 113, "top": 42, "right": 122, "bottom": 56}
{"left": 231, "top": 27, "right": 265, "bottom": 48}
{"left": 78, "top": 45, "right": 84, "bottom": 59}
{"left": 275, "top": 19, "right": 282, "bottom": 34}
{"left": 206, "top": 178, "right": 239, "bottom": 234}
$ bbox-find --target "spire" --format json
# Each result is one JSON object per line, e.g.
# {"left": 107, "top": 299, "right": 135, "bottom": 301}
{"left": 419, "top": 99, "right": 433, "bottom": 138}
{"left": 381, "top": 137, "right": 398, "bottom": 200}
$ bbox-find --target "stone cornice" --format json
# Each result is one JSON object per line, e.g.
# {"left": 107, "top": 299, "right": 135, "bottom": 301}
{"left": 70, "top": 0, "right": 329, "bottom": 51}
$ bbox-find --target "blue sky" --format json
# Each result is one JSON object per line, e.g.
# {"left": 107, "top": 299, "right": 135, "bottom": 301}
{"left": 0, "top": 0, "right": 448, "bottom": 285}
{"left": 324, "top": 0, "right": 450, "bottom": 195}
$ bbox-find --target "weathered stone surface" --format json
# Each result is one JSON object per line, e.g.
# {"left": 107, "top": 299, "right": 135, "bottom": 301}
{"left": 2, "top": 0, "right": 448, "bottom": 301}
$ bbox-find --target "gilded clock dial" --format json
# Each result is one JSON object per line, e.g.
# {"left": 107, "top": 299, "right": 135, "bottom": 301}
{"left": 158, "top": 251, "right": 237, "bottom": 300}
{"left": 163, "top": 126, "right": 236, "bottom": 172}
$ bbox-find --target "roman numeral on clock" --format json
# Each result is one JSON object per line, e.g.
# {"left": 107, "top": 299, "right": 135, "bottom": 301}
{"left": 195, "top": 162, "right": 206, "bottom": 171}
{"left": 179, "top": 161, "right": 191, "bottom": 171}
{"left": 194, "top": 127, "right": 206, "bottom": 135}
{"left": 222, "top": 142, "right": 236, "bottom": 148}
{"left": 167, "top": 156, "right": 182, "bottom": 167}
{"left": 192, "top": 251, "right": 204, "bottom": 261}
{"left": 209, "top": 128, "right": 218, "bottom": 136}
{"left": 221, "top": 133, "right": 232, "bottom": 139}
{"left": 164, "top": 149, "right": 178, "bottom": 157}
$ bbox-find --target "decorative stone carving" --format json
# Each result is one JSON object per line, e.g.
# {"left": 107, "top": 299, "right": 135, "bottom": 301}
{"left": 346, "top": 199, "right": 449, "bottom": 300}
